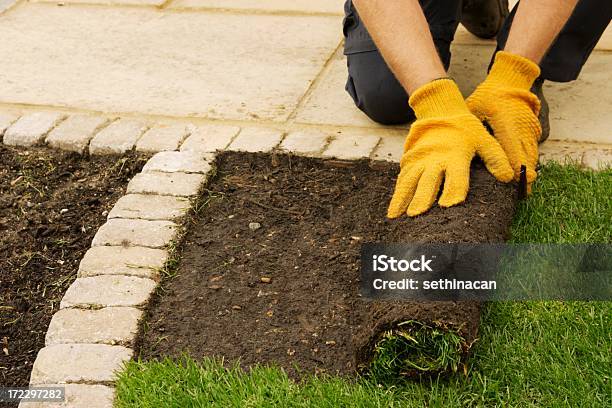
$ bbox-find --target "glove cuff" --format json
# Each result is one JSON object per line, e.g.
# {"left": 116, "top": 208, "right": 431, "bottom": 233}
{"left": 408, "top": 78, "right": 470, "bottom": 119}
{"left": 487, "top": 51, "right": 541, "bottom": 90}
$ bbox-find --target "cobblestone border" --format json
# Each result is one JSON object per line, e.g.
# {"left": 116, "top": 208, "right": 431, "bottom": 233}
{"left": 3, "top": 108, "right": 609, "bottom": 407}
{"left": 1, "top": 109, "right": 610, "bottom": 168}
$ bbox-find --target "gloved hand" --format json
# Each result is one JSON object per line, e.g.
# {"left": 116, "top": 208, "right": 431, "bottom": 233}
{"left": 466, "top": 51, "right": 542, "bottom": 189}
{"left": 388, "top": 79, "right": 514, "bottom": 218}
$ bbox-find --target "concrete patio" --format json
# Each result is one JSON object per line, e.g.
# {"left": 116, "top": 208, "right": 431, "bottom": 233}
{"left": 0, "top": 0, "right": 610, "bottom": 165}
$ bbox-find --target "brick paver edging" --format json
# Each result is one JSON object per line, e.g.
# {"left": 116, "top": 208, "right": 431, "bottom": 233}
{"left": 1, "top": 109, "right": 611, "bottom": 169}
{"left": 2, "top": 108, "right": 609, "bottom": 407}
{"left": 19, "top": 148, "right": 216, "bottom": 407}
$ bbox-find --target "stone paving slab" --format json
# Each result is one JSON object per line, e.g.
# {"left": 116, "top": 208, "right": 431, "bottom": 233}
{"left": 295, "top": 46, "right": 612, "bottom": 145}
{"left": 538, "top": 140, "right": 587, "bottom": 165}
{"left": 294, "top": 55, "right": 383, "bottom": 129}
{"left": 0, "top": 4, "right": 341, "bottom": 121}
{"left": 370, "top": 135, "right": 609, "bottom": 168}
{"left": 142, "top": 151, "right": 214, "bottom": 174}
{"left": 455, "top": 20, "right": 611, "bottom": 51}
{"left": 89, "top": 119, "right": 148, "bottom": 155}
{"left": 582, "top": 148, "right": 612, "bottom": 170}
{"left": 168, "top": 0, "right": 344, "bottom": 14}
{"left": 92, "top": 218, "right": 178, "bottom": 248}
{"left": 78, "top": 246, "right": 167, "bottom": 279}
{"left": 108, "top": 194, "right": 191, "bottom": 221}
{"left": 61, "top": 275, "right": 156, "bottom": 308}
{"left": 46, "top": 114, "right": 109, "bottom": 153}
{"left": 322, "top": 130, "right": 381, "bottom": 160}
{"left": 135, "top": 123, "right": 191, "bottom": 153}
{"left": 3, "top": 112, "right": 65, "bottom": 146}
{"left": 22, "top": 0, "right": 612, "bottom": 51}
{"left": 543, "top": 54, "right": 611, "bottom": 145}
{"left": 30, "top": 344, "right": 132, "bottom": 385}
{"left": 18, "top": 384, "right": 115, "bottom": 408}
{"left": 127, "top": 171, "right": 206, "bottom": 197}
{"left": 180, "top": 124, "right": 240, "bottom": 153}
{"left": 228, "top": 127, "right": 284, "bottom": 152}
{"left": 279, "top": 129, "right": 330, "bottom": 156}
{"left": 45, "top": 307, "right": 142, "bottom": 346}
{"left": 447, "top": 45, "right": 612, "bottom": 145}
{"left": 372, "top": 133, "right": 406, "bottom": 163}
{"left": 594, "top": 23, "right": 612, "bottom": 51}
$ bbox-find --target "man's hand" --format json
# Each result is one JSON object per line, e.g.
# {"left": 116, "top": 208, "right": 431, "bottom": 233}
{"left": 388, "top": 79, "right": 514, "bottom": 218}
{"left": 467, "top": 51, "right": 542, "bottom": 189}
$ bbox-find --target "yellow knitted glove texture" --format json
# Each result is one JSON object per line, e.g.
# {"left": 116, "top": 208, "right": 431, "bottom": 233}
{"left": 388, "top": 79, "right": 514, "bottom": 218}
{"left": 466, "top": 51, "right": 542, "bottom": 188}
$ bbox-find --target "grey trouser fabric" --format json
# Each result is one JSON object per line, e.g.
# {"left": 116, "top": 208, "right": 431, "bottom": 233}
{"left": 344, "top": 0, "right": 611, "bottom": 125}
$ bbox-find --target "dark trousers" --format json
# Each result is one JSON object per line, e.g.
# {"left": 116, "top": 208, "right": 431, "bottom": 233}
{"left": 344, "top": 0, "right": 611, "bottom": 125}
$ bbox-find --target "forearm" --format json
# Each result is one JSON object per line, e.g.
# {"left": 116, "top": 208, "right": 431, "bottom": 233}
{"left": 352, "top": 0, "right": 446, "bottom": 94}
{"left": 504, "top": 0, "right": 579, "bottom": 63}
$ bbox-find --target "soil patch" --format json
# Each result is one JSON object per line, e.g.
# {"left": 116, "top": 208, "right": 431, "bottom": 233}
{"left": 0, "top": 146, "right": 146, "bottom": 395}
{"left": 138, "top": 152, "right": 517, "bottom": 378}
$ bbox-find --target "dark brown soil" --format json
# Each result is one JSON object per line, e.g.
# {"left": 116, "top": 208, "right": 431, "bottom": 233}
{"left": 138, "top": 152, "right": 517, "bottom": 378}
{"left": 0, "top": 146, "right": 146, "bottom": 395}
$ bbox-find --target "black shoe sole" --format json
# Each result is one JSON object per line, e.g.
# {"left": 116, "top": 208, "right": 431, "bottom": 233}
{"left": 461, "top": 0, "right": 509, "bottom": 39}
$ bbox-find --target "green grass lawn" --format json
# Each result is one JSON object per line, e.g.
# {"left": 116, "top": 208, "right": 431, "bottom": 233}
{"left": 115, "top": 163, "right": 611, "bottom": 407}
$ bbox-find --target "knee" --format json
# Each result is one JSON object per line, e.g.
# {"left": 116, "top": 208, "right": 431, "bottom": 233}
{"left": 347, "top": 76, "right": 414, "bottom": 125}
{"left": 357, "top": 88, "right": 414, "bottom": 125}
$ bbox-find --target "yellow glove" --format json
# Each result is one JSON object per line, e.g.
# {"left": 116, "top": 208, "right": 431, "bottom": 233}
{"left": 388, "top": 79, "right": 514, "bottom": 218}
{"left": 466, "top": 51, "right": 542, "bottom": 188}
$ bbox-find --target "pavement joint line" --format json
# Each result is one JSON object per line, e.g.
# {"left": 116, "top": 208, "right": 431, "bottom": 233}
{"left": 317, "top": 134, "right": 333, "bottom": 155}
{"left": 286, "top": 42, "right": 344, "bottom": 125}
{"left": 227, "top": 124, "right": 241, "bottom": 145}
{"left": 79, "top": 115, "right": 120, "bottom": 153}
{"left": 368, "top": 135, "right": 385, "bottom": 161}
{"left": 44, "top": 114, "right": 69, "bottom": 139}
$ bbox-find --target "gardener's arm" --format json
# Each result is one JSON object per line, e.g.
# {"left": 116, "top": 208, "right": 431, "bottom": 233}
{"left": 351, "top": 0, "right": 445, "bottom": 94}
{"left": 467, "top": 0, "right": 579, "bottom": 189}
{"left": 353, "top": 0, "right": 513, "bottom": 217}
{"left": 353, "top": 0, "right": 579, "bottom": 101}
{"left": 504, "top": 0, "right": 579, "bottom": 63}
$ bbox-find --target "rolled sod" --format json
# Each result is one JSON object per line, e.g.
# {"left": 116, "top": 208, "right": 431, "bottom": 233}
{"left": 356, "top": 302, "right": 480, "bottom": 379}
{"left": 355, "top": 165, "right": 517, "bottom": 380}
{"left": 137, "top": 153, "right": 517, "bottom": 380}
